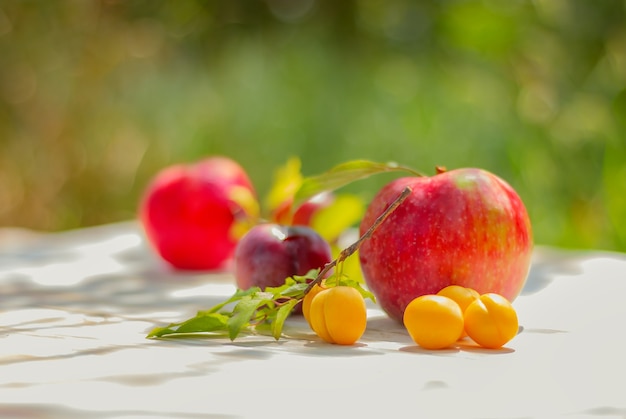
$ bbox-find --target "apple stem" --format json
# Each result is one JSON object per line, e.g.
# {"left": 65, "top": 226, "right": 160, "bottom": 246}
{"left": 304, "top": 186, "right": 412, "bottom": 294}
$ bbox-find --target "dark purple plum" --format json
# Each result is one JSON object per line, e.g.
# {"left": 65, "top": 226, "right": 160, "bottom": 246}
{"left": 234, "top": 223, "right": 332, "bottom": 291}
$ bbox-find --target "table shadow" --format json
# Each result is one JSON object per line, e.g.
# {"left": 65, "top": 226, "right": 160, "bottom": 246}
{"left": 0, "top": 403, "right": 240, "bottom": 419}
{"left": 521, "top": 246, "right": 585, "bottom": 295}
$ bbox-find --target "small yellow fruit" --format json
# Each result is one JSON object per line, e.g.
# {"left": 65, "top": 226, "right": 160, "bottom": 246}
{"left": 403, "top": 295, "right": 464, "bottom": 350}
{"left": 308, "top": 286, "right": 367, "bottom": 345}
{"left": 436, "top": 285, "right": 480, "bottom": 339}
{"left": 302, "top": 281, "right": 327, "bottom": 326}
{"left": 464, "top": 293, "right": 519, "bottom": 349}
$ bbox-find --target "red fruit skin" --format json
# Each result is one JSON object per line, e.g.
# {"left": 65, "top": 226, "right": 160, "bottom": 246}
{"left": 140, "top": 156, "right": 256, "bottom": 271}
{"left": 359, "top": 168, "right": 533, "bottom": 323}
{"left": 272, "top": 192, "right": 334, "bottom": 226}
{"left": 291, "top": 192, "right": 334, "bottom": 226}
{"left": 234, "top": 224, "right": 332, "bottom": 290}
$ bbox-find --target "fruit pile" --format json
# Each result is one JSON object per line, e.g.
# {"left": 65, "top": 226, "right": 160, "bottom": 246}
{"left": 404, "top": 285, "right": 519, "bottom": 350}
{"left": 142, "top": 156, "right": 532, "bottom": 351}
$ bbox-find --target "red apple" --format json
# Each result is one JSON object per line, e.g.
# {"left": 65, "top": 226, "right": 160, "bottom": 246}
{"left": 234, "top": 223, "right": 332, "bottom": 290}
{"left": 139, "top": 156, "right": 258, "bottom": 270}
{"left": 291, "top": 192, "right": 334, "bottom": 226}
{"left": 359, "top": 168, "right": 533, "bottom": 323}
{"left": 271, "top": 192, "right": 335, "bottom": 227}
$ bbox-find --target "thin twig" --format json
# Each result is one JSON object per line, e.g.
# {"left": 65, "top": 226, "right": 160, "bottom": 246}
{"left": 304, "top": 186, "right": 412, "bottom": 294}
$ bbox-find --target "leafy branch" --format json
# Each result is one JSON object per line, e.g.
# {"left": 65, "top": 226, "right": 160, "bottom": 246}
{"left": 303, "top": 185, "right": 411, "bottom": 294}
{"left": 146, "top": 186, "right": 412, "bottom": 342}
{"left": 293, "top": 160, "right": 422, "bottom": 209}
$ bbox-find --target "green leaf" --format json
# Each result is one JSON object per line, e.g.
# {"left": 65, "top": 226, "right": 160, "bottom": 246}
{"left": 264, "top": 281, "right": 296, "bottom": 298}
{"left": 146, "top": 312, "right": 229, "bottom": 338}
{"left": 146, "top": 326, "right": 177, "bottom": 339}
{"left": 293, "top": 160, "right": 422, "bottom": 208}
{"left": 264, "top": 270, "right": 319, "bottom": 298}
{"left": 227, "top": 296, "right": 273, "bottom": 340}
{"left": 337, "top": 278, "right": 376, "bottom": 302}
{"left": 175, "top": 313, "right": 229, "bottom": 334}
{"left": 279, "top": 282, "right": 309, "bottom": 298}
{"left": 202, "top": 286, "right": 261, "bottom": 315}
{"left": 272, "top": 299, "right": 299, "bottom": 340}
{"left": 295, "top": 269, "right": 321, "bottom": 282}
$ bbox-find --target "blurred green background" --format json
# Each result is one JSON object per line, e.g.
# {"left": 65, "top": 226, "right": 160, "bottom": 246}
{"left": 1, "top": 0, "right": 625, "bottom": 251}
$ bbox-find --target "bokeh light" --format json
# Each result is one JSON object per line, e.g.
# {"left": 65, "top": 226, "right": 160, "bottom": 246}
{"left": 0, "top": 0, "right": 624, "bottom": 251}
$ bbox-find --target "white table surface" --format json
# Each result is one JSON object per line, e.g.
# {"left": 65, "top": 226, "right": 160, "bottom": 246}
{"left": 1, "top": 221, "right": 625, "bottom": 419}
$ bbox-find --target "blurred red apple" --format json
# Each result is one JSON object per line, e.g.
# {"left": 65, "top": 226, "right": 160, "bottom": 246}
{"left": 291, "top": 192, "right": 334, "bottom": 226}
{"left": 234, "top": 223, "right": 332, "bottom": 290}
{"left": 359, "top": 168, "right": 533, "bottom": 323}
{"left": 139, "top": 156, "right": 258, "bottom": 270}
{"left": 270, "top": 192, "right": 334, "bottom": 227}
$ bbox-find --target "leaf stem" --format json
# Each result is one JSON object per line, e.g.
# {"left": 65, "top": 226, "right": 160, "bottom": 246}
{"left": 304, "top": 186, "right": 412, "bottom": 294}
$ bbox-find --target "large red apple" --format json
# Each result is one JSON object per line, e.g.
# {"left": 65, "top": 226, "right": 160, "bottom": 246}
{"left": 358, "top": 168, "right": 533, "bottom": 323}
{"left": 139, "top": 156, "right": 258, "bottom": 270}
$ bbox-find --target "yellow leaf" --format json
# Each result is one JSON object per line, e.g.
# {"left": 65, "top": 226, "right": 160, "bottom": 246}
{"left": 228, "top": 185, "right": 260, "bottom": 219}
{"left": 331, "top": 244, "right": 364, "bottom": 284}
{"left": 310, "top": 194, "right": 365, "bottom": 243}
{"left": 265, "top": 157, "right": 303, "bottom": 219}
{"left": 228, "top": 185, "right": 260, "bottom": 240}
